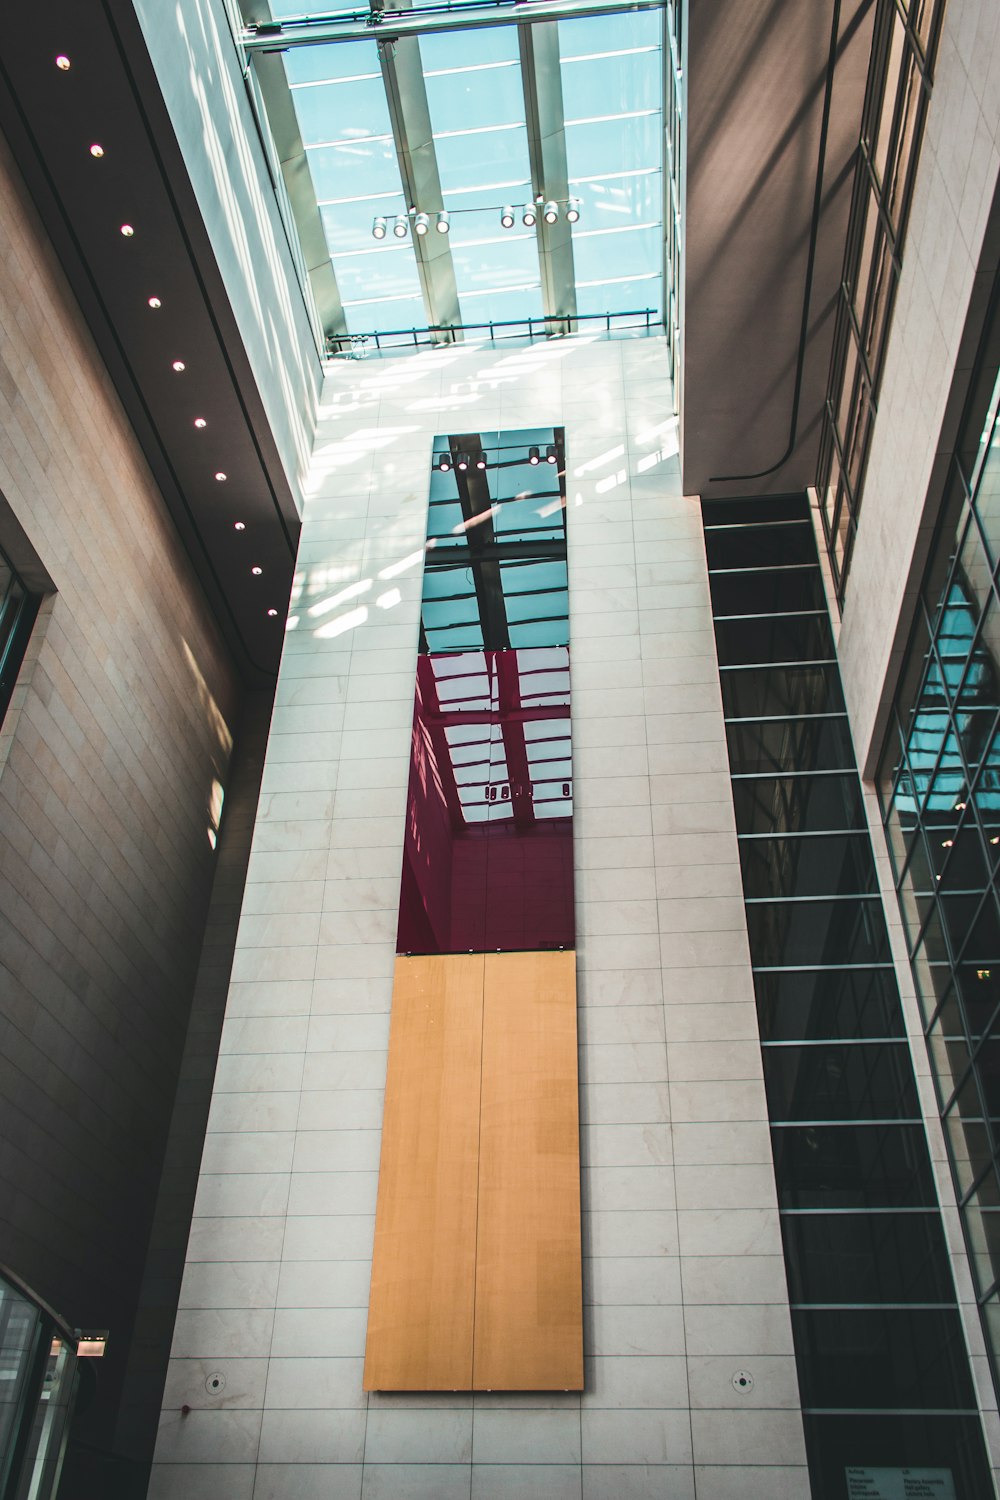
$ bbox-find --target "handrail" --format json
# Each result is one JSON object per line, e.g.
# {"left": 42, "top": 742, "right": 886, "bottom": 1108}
{"left": 0, "top": 1262, "right": 77, "bottom": 1348}
{"left": 326, "top": 307, "right": 661, "bottom": 357}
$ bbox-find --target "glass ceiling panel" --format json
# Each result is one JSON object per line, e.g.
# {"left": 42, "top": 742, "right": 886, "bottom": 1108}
{"left": 283, "top": 40, "right": 424, "bottom": 334}
{"left": 421, "top": 30, "right": 541, "bottom": 327}
{"left": 558, "top": 10, "right": 663, "bottom": 318}
{"left": 269, "top": 11, "right": 664, "bottom": 335}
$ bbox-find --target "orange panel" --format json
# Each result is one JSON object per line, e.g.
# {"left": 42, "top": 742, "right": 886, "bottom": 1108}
{"left": 363, "top": 953, "right": 483, "bottom": 1390}
{"left": 473, "top": 950, "right": 583, "bottom": 1390}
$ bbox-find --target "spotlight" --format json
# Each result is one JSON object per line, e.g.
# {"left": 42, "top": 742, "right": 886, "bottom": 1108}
{"left": 393, "top": 215, "right": 408, "bottom": 238}
{"left": 476, "top": 453, "right": 487, "bottom": 470}
{"left": 234, "top": 521, "right": 246, "bottom": 530}
{"left": 372, "top": 215, "right": 387, "bottom": 239}
{"left": 501, "top": 205, "right": 515, "bottom": 229}
{"left": 267, "top": 608, "right": 278, "bottom": 617}
{"left": 89, "top": 144, "right": 105, "bottom": 159}
{"left": 120, "top": 224, "right": 135, "bottom": 237}
{"left": 414, "top": 212, "right": 430, "bottom": 236}
{"left": 522, "top": 204, "right": 537, "bottom": 228}
{"left": 436, "top": 453, "right": 452, "bottom": 471}
{"left": 251, "top": 566, "right": 263, "bottom": 576}
{"left": 566, "top": 199, "right": 580, "bottom": 223}
{"left": 543, "top": 200, "right": 559, "bottom": 224}
{"left": 546, "top": 444, "right": 558, "bottom": 464}
{"left": 215, "top": 472, "right": 228, "bottom": 482}
{"left": 456, "top": 452, "right": 470, "bottom": 472}
{"left": 436, "top": 211, "right": 450, "bottom": 234}
{"left": 528, "top": 446, "right": 540, "bottom": 465}
{"left": 193, "top": 417, "right": 207, "bottom": 429}
{"left": 172, "top": 360, "right": 185, "bottom": 372}
{"left": 147, "top": 296, "right": 162, "bottom": 309}
{"left": 55, "top": 55, "right": 71, "bottom": 71}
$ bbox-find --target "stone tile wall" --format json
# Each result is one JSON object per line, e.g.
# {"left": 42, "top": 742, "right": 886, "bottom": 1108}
{"left": 151, "top": 334, "right": 807, "bottom": 1500}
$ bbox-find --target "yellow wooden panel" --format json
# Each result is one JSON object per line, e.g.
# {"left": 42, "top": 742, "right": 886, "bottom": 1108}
{"left": 363, "top": 953, "right": 484, "bottom": 1390}
{"left": 473, "top": 950, "right": 583, "bottom": 1390}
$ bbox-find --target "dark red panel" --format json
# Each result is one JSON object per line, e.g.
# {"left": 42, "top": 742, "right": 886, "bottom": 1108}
{"left": 397, "top": 648, "right": 575, "bottom": 955}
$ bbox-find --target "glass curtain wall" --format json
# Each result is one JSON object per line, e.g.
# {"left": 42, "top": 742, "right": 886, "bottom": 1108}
{"left": 0, "top": 545, "right": 39, "bottom": 727}
{"left": 704, "top": 494, "right": 993, "bottom": 1497}
{"left": 663, "top": 0, "right": 683, "bottom": 407}
{"left": 816, "top": 0, "right": 945, "bottom": 602}
{"left": 878, "top": 314, "right": 1000, "bottom": 1397}
{"left": 0, "top": 1271, "right": 80, "bottom": 1500}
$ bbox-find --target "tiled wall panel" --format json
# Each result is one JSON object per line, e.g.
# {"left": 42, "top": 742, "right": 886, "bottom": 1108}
{"left": 152, "top": 334, "right": 807, "bottom": 1499}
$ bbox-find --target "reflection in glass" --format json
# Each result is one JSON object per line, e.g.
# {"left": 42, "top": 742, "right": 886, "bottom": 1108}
{"left": 781, "top": 1213, "right": 955, "bottom": 1304}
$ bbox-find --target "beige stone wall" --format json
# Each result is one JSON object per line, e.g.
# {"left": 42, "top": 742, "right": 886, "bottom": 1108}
{"left": 151, "top": 334, "right": 808, "bottom": 1500}
{"left": 838, "top": 0, "right": 1000, "bottom": 771}
{"left": 0, "top": 134, "right": 241, "bottom": 1446}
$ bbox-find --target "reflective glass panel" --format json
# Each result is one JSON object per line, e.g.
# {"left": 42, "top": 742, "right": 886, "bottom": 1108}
{"left": 781, "top": 1213, "right": 954, "bottom": 1303}
{"left": 772, "top": 1123, "right": 938, "bottom": 1208}
{"left": 762, "top": 1041, "right": 918, "bottom": 1120}
{"left": 791, "top": 1308, "right": 974, "bottom": 1409}
{"left": 754, "top": 968, "right": 905, "bottom": 1042}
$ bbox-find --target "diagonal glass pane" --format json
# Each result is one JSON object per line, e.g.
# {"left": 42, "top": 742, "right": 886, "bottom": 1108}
{"left": 559, "top": 9, "right": 663, "bottom": 318}
{"left": 421, "top": 30, "right": 541, "bottom": 326}
{"left": 280, "top": 40, "right": 424, "bottom": 334}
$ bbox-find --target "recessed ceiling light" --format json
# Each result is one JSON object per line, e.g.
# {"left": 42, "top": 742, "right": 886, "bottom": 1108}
{"left": 147, "top": 296, "right": 161, "bottom": 309}
{"left": 251, "top": 565, "right": 262, "bottom": 575}
{"left": 172, "top": 360, "right": 185, "bottom": 372}
{"left": 267, "top": 608, "right": 278, "bottom": 617}
{"left": 55, "top": 55, "right": 71, "bottom": 71}
{"left": 215, "top": 472, "right": 227, "bottom": 482}
{"left": 193, "top": 417, "right": 207, "bottom": 428}
{"left": 120, "top": 224, "right": 135, "bottom": 237}
{"left": 89, "top": 144, "right": 104, "bottom": 159}
{"left": 234, "top": 521, "right": 245, "bottom": 530}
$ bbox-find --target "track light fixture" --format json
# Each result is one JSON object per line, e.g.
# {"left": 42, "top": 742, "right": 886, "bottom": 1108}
{"left": 476, "top": 453, "right": 487, "bottom": 470}
{"left": 456, "top": 452, "right": 470, "bottom": 472}
{"left": 546, "top": 444, "right": 558, "bottom": 464}
{"left": 367, "top": 199, "right": 579, "bottom": 235}
{"left": 436, "top": 453, "right": 452, "bottom": 471}
{"left": 528, "top": 446, "right": 540, "bottom": 465}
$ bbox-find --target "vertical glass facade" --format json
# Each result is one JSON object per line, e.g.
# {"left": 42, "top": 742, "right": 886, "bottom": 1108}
{"left": 0, "top": 544, "right": 39, "bottom": 727}
{"left": 704, "top": 494, "right": 993, "bottom": 1497}
{"left": 663, "top": 0, "right": 683, "bottom": 401}
{"left": 878, "top": 345, "right": 1000, "bottom": 1399}
{"left": 816, "top": 0, "right": 945, "bottom": 602}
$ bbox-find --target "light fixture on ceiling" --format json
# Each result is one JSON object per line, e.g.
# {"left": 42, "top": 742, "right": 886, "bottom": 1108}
{"left": 546, "top": 444, "right": 558, "bottom": 464}
{"left": 251, "top": 565, "right": 263, "bottom": 575}
{"left": 475, "top": 453, "right": 487, "bottom": 470}
{"left": 234, "top": 521, "right": 246, "bottom": 530}
{"left": 215, "top": 472, "right": 227, "bottom": 482}
{"left": 566, "top": 199, "right": 581, "bottom": 223}
{"left": 522, "top": 204, "right": 537, "bottom": 228}
{"left": 268, "top": 607, "right": 279, "bottom": 617}
{"left": 194, "top": 417, "right": 207, "bottom": 428}
{"left": 372, "top": 216, "right": 387, "bottom": 239}
{"left": 413, "top": 212, "right": 430, "bottom": 236}
{"left": 147, "top": 296, "right": 161, "bottom": 309}
{"left": 436, "top": 453, "right": 451, "bottom": 471}
{"left": 456, "top": 452, "right": 470, "bottom": 472}
{"left": 528, "top": 446, "right": 540, "bottom": 465}
{"left": 393, "top": 215, "right": 408, "bottom": 238}
{"left": 120, "top": 224, "right": 135, "bottom": 237}
{"left": 172, "top": 360, "right": 185, "bottom": 372}
{"left": 436, "top": 211, "right": 450, "bottom": 234}
{"left": 500, "top": 206, "right": 515, "bottom": 229}
{"left": 55, "top": 55, "right": 71, "bottom": 71}
{"left": 543, "top": 200, "right": 559, "bottom": 224}
{"left": 89, "top": 144, "right": 105, "bottom": 159}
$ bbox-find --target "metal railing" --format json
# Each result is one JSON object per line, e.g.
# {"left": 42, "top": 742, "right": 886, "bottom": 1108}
{"left": 326, "top": 307, "right": 661, "bottom": 358}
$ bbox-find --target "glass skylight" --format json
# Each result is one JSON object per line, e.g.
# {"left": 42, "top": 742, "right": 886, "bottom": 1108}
{"left": 267, "top": 8, "right": 664, "bottom": 337}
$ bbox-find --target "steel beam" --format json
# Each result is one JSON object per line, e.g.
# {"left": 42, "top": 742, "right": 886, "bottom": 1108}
{"left": 377, "top": 24, "right": 461, "bottom": 338}
{"left": 248, "top": 51, "right": 348, "bottom": 341}
{"left": 519, "top": 20, "right": 576, "bottom": 330}
{"left": 243, "top": 0, "right": 664, "bottom": 52}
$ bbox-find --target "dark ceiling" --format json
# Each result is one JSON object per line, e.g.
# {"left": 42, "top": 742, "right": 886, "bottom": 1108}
{"left": 0, "top": 0, "right": 303, "bottom": 685}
